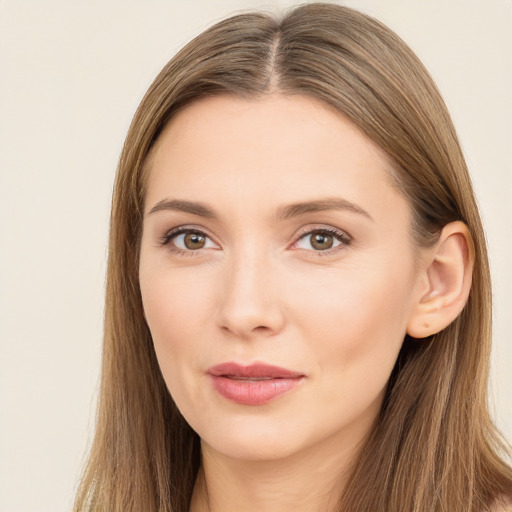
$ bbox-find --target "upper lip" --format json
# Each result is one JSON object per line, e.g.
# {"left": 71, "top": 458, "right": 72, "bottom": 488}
{"left": 207, "top": 362, "right": 304, "bottom": 379}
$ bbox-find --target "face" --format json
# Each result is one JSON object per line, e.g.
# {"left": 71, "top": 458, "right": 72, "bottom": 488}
{"left": 139, "top": 94, "right": 427, "bottom": 462}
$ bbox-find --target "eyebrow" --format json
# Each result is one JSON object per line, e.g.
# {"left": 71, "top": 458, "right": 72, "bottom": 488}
{"left": 149, "top": 199, "right": 217, "bottom": 218}
{"left": 274, "top": 197, "right": 372, "bottom": 222}
{"left": 147, "top": 197, "right": 373, "bottom": 222}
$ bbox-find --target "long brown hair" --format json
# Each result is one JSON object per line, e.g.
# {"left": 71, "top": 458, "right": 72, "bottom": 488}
{"left": 74, "top": 3, "right": 512, "bottom": 511}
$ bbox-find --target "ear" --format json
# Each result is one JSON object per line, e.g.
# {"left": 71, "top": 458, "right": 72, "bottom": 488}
{"left": 406, "top": 221, "right": 475, "bottom": 339}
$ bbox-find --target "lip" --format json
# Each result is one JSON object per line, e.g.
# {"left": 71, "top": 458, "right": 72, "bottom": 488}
{"left": 207, "top": 362, "right": 305, "bottom": 405}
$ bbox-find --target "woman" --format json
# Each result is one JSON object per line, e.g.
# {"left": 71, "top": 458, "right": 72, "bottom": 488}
{"left": 74, "top": 3, "right": 512, "bottom": 511}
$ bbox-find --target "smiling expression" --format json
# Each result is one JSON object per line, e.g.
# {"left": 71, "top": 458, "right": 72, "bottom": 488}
{"left": 138, "top": 94, "right": 427, "bottom": 462}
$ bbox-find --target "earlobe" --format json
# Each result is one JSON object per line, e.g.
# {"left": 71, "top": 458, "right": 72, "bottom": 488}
{"left": 406, "top": 221, "right": 474, "bottom": 339}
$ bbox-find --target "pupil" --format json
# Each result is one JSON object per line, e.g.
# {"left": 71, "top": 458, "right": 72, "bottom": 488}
{"left": 185, "top": 233, "right": 205, "bottom": 249}
{"left": 312, "top": 233, "right": 333, "bottom": 250}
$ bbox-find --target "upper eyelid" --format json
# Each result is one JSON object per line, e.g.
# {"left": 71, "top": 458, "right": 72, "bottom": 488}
{"left": 161, "top": 224, "right": 350, "bottom": 251}
{"left": 162, "top": 224, "right": 349, "bottom": 240}
{"left": 162, "top": 225, "right": 219, "bottom": 244}
{"left": 294, "top": 225, "right": 350, "bottom": 240}
{"left": 159, "top": 227, "right": 221, "bottom": 254}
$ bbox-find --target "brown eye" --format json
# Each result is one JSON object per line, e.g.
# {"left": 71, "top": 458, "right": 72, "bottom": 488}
{"left": 310, "top": 232, "right": 334, "bottom": 250}
{"left": 161, "top": 228, "right": 216, "bottom": 254}
{"left": 183, "top": 232, "right": 206, "bottom": 250}
{"left": 295, "top": 228, "right": 349, "bottom": 253}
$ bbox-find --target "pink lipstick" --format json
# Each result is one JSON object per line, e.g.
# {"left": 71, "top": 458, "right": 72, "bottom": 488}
{"left": 207, "top": 362, "right": 305, "bottom": 405}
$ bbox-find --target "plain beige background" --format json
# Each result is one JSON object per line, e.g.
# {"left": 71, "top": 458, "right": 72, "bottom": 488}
{"left": 0, "top": 1, "right": 510, "bottom": 511}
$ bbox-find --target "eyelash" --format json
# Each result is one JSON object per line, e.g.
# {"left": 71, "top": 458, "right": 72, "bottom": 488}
{"left": 158, "top": 227, "right": 213, "bottom": 258}
{"left": 296, "top": 227, "right": 351, "bottom": 256}
{"left": 158, "top": 226, "right": 351, "bottom": 257}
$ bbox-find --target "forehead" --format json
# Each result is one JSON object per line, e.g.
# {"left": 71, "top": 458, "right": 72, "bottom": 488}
{"left": 144, "top": 94, "right": 406, "bottom": 223}
{"left": 151, "top": 93, "right": 390, "bottom": 168}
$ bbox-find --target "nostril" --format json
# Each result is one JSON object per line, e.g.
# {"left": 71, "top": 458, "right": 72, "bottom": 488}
{"left": 253, "top": 325, "right": 273, "bottom": 334}
{"left": 216, "top": 286, "right": 286, "bottom": 337}
{"left": 220, "top": 323, "right": 277, "bottom": 339}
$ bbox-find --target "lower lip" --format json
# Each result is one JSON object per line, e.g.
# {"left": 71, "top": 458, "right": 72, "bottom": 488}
{"left": 209, "top": 375, "right": 304, "bottom": 405}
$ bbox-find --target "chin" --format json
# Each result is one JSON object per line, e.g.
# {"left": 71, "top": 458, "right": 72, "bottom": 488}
{"left": 202, "top": 430, "right": 305, "bottom": 462}
{"left": 191, "top": 411, "right": 310, "bottom": 462}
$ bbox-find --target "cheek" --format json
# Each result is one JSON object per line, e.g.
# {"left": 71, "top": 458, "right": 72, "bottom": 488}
{"left": 139, "top": 263, "right": 222, "bottom": 396}
{"left": 290, "top": 262, "right": 414, "bottom": 392}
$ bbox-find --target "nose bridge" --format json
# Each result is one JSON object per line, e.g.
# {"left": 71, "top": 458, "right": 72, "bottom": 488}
{"left": 216, "top": 241, "right": 285, "bottom": 338}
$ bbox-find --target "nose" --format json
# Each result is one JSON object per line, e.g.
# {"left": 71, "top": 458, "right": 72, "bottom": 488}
{"left": 215, "top": 248, "right": 286, "bottom": 340}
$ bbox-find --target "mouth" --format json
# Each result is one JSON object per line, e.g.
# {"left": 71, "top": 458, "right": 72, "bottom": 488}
{"left": 207, "top": 362, "right": 305, "bottom": 405}
{"left": 220, "top": 376, "right": 276, "bottom": 381}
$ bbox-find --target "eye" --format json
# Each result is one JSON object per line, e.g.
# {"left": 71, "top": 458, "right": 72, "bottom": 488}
{"left": 293, "top": 227, "right": 350, "bottom": 254}
{"left": 160, "top": 227, "right": 217, "bottom": 255}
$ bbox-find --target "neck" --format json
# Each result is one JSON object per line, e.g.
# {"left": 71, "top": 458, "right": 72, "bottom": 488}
{"left": 189, "top": 428, "right": 368, "bottom": 512}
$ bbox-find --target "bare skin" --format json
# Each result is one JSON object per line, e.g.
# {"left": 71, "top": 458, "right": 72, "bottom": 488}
{"left": 139, "top": 94, "right": 473, "bottom": 512}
